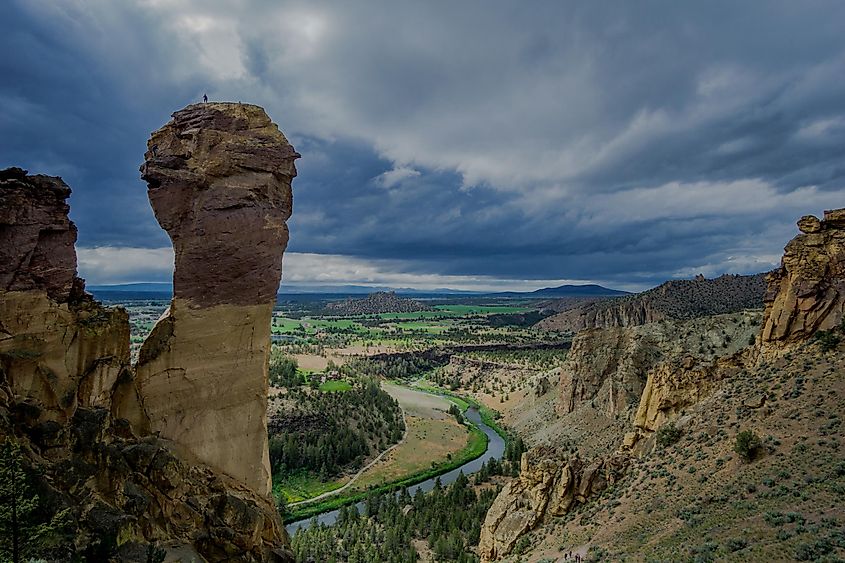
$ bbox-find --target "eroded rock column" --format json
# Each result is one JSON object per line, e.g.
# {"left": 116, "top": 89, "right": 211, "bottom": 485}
{"left": 136, "top": 103, "right": 299, "bottom": 494}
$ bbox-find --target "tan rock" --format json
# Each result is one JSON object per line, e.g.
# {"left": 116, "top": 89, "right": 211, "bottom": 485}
{"left": 633, "top": 354, "right": 743, "bottom": 432}
{"left": 762, "top": 207, "right": 845, "bottom": 352}
{"left": 0, "top": 166, "right": 292, "bottom": 560}
{"left": 558, "top": 312, "right": 759, "bottom": 419}
{"left": 797, "top": 215, "right": 822, "bottom": 233}
{"left": 478, "top": 450, "right": 626, "bottom": 560}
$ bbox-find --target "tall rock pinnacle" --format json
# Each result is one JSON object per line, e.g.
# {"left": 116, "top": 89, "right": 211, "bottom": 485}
{"left": 137, "top": 103, "right": 299, "bottom": 494}
{"left": 762, "top": 208, "right": 845, "bottom": 352}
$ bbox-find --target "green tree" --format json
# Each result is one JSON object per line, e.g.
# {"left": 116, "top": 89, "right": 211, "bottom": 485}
{"left": 734, "top": 429, "right": 762, "bottom": 463}
{"left": 0, "top": 439, "right": 70, "bottom": 562}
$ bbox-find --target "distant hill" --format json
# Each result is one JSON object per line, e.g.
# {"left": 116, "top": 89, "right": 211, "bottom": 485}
{"left": 325, "top": 291, "right": 433, "bottom": 315}
{"left": 493, "top": 284, "right": 629, "bottom": 298}
{"left": 536, "top": 273, "right": 768, "bottom": 332}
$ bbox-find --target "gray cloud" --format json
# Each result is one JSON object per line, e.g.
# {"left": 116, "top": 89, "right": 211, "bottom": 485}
{"left": 2, "top": 0, "right": 844, "bottom": 290}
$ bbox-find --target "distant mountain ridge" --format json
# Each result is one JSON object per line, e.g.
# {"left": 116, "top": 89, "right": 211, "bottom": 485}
{"left": 87, "top": 282, "right": 629, "bottom": 297}
{"left": 536, "top": 273, "right": 768, "bottom": 332}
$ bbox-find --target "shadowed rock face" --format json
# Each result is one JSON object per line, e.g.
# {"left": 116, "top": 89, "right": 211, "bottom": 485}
{"left": 762, "top": 209, "right": 845, "bottom": 350}
{"left": 536, "top": 273, "right": 767, "bottom": 333}
{"left": 137, "top": 103, "right": 299, "bottom": 495}
{"left": 0, "top": 167, "right": 83, "bottom": 302}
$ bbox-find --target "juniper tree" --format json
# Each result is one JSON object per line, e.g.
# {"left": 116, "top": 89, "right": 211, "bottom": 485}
{"left": 0, "top": 438, "right": 70, "bottom": 562}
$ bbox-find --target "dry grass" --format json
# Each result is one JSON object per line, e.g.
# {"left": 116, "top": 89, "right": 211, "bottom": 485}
{"left": 351, "top": 416, "right": 469, "bottom": 490}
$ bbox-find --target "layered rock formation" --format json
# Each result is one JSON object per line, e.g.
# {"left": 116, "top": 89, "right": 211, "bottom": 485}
{"left": 632, "top": 352, "right": 746, "bottom": 432}
{"left": 536, "top": 273, "right": 767, "bottom": 333}
{"left": 762, "top": 209, "right": 845, "bottom": 351}
{"left": 478, "top": 450, "right": 627, "bottom": 560}
{"left": 557, "top": 312, "right": 760, "bottom": 419}
{"left": 481, "top": 211, "right": 845, "bottom": 560}
{"left": 136, "top": 103, "right": 299, "bottom": 495}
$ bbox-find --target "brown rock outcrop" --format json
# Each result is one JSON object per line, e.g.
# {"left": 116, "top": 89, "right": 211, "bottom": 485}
{"left": 478, "top": 450, "right": 627, "bottom": 560}
{"left": 136, "top": 103, "right": 299, "bottom": 495}
{"left": 633, "top": 353, "right": 746, "bottom": 432}
{"left": 0, "top": 167, "right": 82, "bottom": 301}
{"left": 1, "top": 167, "right": 291, "bottom": 561}
{"left": 537, "top": 273, "right": 767, "bottom": 333}
{"left": 762, "top": 209, "right": 845, "bottom": 351}
{"left": 0, "top": 168, "right": 145, "bottom": 428}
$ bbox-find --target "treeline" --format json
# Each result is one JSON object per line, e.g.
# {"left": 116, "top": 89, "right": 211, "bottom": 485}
{"left": 486, "top": 310, "right": 549, "bottom": 327}
{"left": 269, "top": 379, "right": 404, "bottom": 480}
{"left": 269, "top": 349, "right": 300, "bottom": 387}
{"left": 342, "top": 356, "right": 438, "bottom": 380}
{"left": 291, "top": 472, "right": 499, "bottom": 563}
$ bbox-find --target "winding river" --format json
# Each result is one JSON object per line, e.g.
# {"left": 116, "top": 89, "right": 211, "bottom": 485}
{"left": 285, "top": 406, "right": 506, "bottom": 535}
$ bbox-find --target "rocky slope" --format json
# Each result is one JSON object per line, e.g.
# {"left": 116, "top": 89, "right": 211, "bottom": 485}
{"left": 536, "top": 273, "right": 767, "bottom": 333}
{"left": 479, "top": 209, "right": 845, "bottom": 561}
{"left": 0, "top": 102, "right": 297, "bottom": 562}
{"left": 325, "top": 291, "right": 432, "bottom": 315}
{"left": 136, "top": 102, "right": 299, "bottom": 496}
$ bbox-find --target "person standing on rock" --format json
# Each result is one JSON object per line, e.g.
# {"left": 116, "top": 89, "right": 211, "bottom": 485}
{"left": 203, "top": 93, "right": 208, "bottom": 103}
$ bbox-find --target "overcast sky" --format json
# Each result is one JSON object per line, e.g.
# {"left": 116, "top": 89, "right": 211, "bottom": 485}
{"left": 2, "top": 1, "right": 844, "bottom": 291}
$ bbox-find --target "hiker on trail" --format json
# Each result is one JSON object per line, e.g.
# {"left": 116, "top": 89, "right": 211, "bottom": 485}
{"left": 203, "top": 93, "right": 208, "bottom": 103}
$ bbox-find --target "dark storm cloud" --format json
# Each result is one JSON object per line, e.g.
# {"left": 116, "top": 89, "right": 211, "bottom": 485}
{"left": 1, "top": 0, "right": 844, "bottom": 289}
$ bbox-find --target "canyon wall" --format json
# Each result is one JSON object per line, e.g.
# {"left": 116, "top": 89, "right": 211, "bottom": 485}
{"left": 0, "top": 167, "right": 146, "bottom": 429}
{"left": 557, "top": 311, "right": 760, "bottom": 419}
{"left": 136, "top": 103, "right": 299, "bottom": 495}
{"left": 480, "top": 210, "right": 845, "bottom": 560}
{"left": 478, "top": 450, "right": 627, "bottom": 560}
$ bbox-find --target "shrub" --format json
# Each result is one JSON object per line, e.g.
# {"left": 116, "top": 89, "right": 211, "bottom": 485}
{"left": 725, "top": 537, "right": 748, "bottom": 552}
{"left": 815, "top": 330, "right": 841, "bottom": 352}
{"left": 735, "top": 430, "right": 762, "bottom": 462}
{"left": 656, "top": 422, "right": 682, "bottom": 448}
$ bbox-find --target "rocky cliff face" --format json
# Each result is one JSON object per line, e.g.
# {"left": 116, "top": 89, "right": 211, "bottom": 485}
{"left": 536, "top": 273, "right": 767, "bottom": 333}
{"left": 136, "top": 103, "right": 299, "bottom": 495}
{"left": 0, "top": 167, "right": 144, "bottom": 429}
{"left": 762, "top": 209, "right": 845, "bottom": 351}
{"left": 480, "top": 211, "right": 845, "bottom": 561}
{"left": 557, "top": 312, "right": 760, "bottom": 419}
{"left": 478, "top": 450, "right": 627, "bottom": 560}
